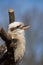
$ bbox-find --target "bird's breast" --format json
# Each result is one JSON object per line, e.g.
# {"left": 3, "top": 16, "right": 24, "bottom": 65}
{"left": 14, "top": 41, "right": 25, "bottom": 62}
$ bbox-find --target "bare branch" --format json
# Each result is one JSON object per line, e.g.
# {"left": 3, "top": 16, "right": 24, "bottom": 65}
{"left": 8, "top": 9, "right": 15, "bottom": 24}
{"left": 0, "top": 9, "right": 16, "bottom": 65}
{"left": 0, "top": 27, "right": 11, "bottom": 43}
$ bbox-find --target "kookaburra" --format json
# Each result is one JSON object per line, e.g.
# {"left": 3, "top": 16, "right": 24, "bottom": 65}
{"left": 8, "top": 22, "right": 30, "bottom": 65}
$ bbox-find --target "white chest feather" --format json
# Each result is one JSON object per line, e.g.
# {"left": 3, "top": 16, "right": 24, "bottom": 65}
{"left": 14, "top": 36, "right": 25, "bottom": 62}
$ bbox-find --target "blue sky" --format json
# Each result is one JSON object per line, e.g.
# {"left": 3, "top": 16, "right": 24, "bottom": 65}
{"left": 0, "top": 0, "right": 43, "bottom": 27}
{"left": 0, "top": 0, "right": 43, "bottom": 61}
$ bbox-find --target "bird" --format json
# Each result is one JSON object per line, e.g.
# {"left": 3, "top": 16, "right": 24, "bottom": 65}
{"left": 8, "top": 21, "right": 30, "bottom": 65}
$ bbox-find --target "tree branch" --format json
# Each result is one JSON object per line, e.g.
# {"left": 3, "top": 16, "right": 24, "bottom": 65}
{"left": 0, "top": 9, "right": 16, "bottom": 65}
{"left": 8, "top": 9, "right": 15, "bottom": 24}
{"left": 0, "top": 27, "right": 11, "bottom": 43}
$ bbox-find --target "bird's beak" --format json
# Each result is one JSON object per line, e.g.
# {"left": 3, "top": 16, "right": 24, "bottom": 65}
{"left": 22, "top": 25, "right": 30, "bottom": 30}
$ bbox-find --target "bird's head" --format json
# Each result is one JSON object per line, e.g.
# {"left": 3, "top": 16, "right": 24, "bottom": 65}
{"left": 8, "top": 22, "right": 30, "bottom": 40}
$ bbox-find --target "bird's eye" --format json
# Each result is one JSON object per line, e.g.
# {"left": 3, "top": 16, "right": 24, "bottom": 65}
{"left": 16, "top": 24, "right": 22, "bottom": 29}
{"left": 16, "top": 26, "right": 20, "bottom": 28}
{"left": 10, "top": 28, "right": 15, "bottom": 31}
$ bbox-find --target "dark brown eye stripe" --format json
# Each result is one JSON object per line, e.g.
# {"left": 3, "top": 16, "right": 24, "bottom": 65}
{"left": 16, "top": 24, "right": 22, "bottom": 28}
{"left": 10, "top": 24, "right": 22, "bottom": 31}
{"left": 10, "top": 27, "right": 16, "bottom": 31}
